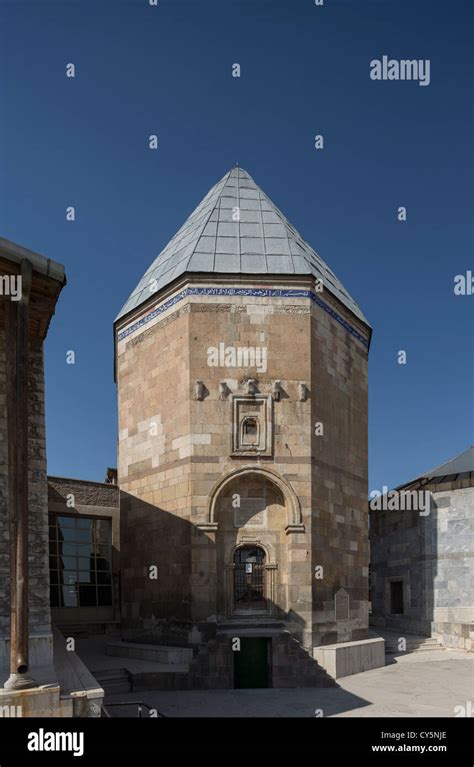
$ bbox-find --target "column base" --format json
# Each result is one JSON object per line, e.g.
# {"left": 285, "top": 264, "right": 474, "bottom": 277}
{"left": 3, "top": 672, "right": 38, "bottom": 691}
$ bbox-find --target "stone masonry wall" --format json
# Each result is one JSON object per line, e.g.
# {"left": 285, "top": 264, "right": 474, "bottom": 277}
{"left": 0, "top": 330, "right": 52, "bottom": 670}
{"left": 118, "top": 303, "right": 193, "bottom": 638}
{"left": 116, "top": 278, "right": 371, "bottom": 652}
{"left": 431, "top": 486, "right": 474, "bottom": 626}
{"left": 370, "top": 506, "right": 432, "bottom": 636}
{"left": 369, "top": 483, "right": 473, "bottom": 642}
{"left": 185, "top": 291, "right": 313, "bottom": 645}
{"left": 311, "top": 306, "right": 370, "bottom": 646}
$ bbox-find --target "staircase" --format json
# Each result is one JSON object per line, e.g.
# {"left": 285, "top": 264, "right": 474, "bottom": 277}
{"left": 188, "top": 636, "right": 233, "bottom": 689}
{"left": 96, "top": 642, "right": 193, "bottom": 692}
{"left": 374, "top": 631, "right": 443, "bottom": 655}
{"left": 106, "top": 640, "right": 193, "bottom": 665}
{"left": 274, "top": 632, "right": 337, "bottom": 687}
{"left": 93, "top": 668, "right": 132, "bottom": 696}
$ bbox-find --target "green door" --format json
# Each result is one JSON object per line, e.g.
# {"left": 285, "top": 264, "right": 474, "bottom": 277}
{"left": 234, "top": 638, "right": 270, "bottom": 689}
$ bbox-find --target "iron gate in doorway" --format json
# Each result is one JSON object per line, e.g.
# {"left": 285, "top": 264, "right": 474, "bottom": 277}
{"left": 233, "top": 546, "right": 266, "bottom": 610}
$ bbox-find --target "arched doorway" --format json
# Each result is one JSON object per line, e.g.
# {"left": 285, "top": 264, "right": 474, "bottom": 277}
{"left": 203, "top": 466, "right": 303, "bottom": 619}
{"left": 233, "top": 546, "right": 266, "bottom": 611}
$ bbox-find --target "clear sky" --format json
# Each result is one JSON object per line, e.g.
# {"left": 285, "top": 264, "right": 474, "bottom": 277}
{"left": 1, "top": 0, "right": 472, "bottom": 492}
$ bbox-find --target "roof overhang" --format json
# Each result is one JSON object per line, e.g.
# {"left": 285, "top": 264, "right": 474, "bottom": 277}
{"left": 0, "top": 237, "right": 66, "bottom": 340}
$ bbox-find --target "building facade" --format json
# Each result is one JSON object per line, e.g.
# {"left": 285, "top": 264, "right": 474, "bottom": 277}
{"left": 370, "top": 447, "right": 474, "bottom": 651}
{"left": 114, "top": 167, "right": 382, "bottom": 687}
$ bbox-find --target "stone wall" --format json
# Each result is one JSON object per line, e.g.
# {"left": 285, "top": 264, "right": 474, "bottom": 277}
{"left": 369, "top": 483, "right": 474, "bottom": 643}
{"left": 369, "top": 505, "right": 433, "bottom": 636}
{"left": 431, "top": 622, "right": 473, "bottom": 652}
{"left": 310, "top": 301, "right": 370, "bottom": 646}
{"left": 0, "top": 330, "right": 52, "bottom": 671}
{"left": 116, "top": 276, "right": 371, "bottom": 657}
{"left": 431, "top": 486, "right": 474, "bottom": 626}
{"left": 0, "top": 328, "right": 7, "bottom": 636}
{"left": 184, "top": 289, "right": 313, "bottom": 646}
{"left": 118, "top": 301, "right": 192, "bottom": 637}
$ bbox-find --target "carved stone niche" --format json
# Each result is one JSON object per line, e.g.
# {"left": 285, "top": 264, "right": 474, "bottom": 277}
{"left": 335, "top": 587, "right": 350, "bottom": 621}
{"left": 231, "top": 395, "right": 273, "bottom": 457}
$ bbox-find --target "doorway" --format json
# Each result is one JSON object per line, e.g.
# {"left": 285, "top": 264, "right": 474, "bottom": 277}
{"left": 234, "top": 637, "right": 271, "bottom": 688}
{"left": 233, "top": 546, "right": 266, "bottom": 610}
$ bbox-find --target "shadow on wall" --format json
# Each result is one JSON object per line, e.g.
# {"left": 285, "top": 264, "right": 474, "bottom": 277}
{"left": 118, "top": 492, "right": 339, "bottom": 690}
{"left": 370, "top": 493, "right": 438, "bottom": 637}
{"left": 119, "top": 489, "right": 305, "bottom": 642}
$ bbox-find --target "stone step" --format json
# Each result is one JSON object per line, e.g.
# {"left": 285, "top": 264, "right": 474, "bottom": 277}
{"left": 408, "top": 648, "right": 439, "bottom": 653}
{"left": 92, "top": 668, "right": 132, "bottom": 695}
{"left": 384, "top": 640, "right": 443, "bottom": 653}
{"left": 373, "top": 631, "right": 442, "bottom": 653}
{"left": 385, "top": 637, "right": 440, "bottom": 645}
{"left": 106, "top": 641, "right": 193, "bottom": 665}
{"left": 93, "top": 667, "right": 130, "bottom": 679}
{"left": 56, "top": 622, "right": 121, "bottom": 639}
{"left": 102, "top": 682, "right": 132, "bottom": 696}
{"left": 385, "top": 640, "right": 439, "bottom": 647}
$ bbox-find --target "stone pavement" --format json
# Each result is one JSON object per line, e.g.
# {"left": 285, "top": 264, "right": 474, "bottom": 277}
{"left": 103, "top": 649, "right": 473, "bottom": 718}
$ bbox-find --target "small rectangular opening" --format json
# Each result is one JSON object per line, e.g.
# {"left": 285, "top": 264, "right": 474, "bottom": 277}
{"left": 390, "top": 580, "right": 404, "bottom": 614}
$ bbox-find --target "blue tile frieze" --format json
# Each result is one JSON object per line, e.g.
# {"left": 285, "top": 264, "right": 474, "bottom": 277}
{"left": 117, "top": 286, "right": 369, "bottom": 348}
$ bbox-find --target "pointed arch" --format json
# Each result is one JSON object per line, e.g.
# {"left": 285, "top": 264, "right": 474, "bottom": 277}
{"left": 205, "top": 465, "right": 304, "bottom": 533}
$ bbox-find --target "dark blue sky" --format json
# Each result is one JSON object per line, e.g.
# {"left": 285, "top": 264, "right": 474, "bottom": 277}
{"left": 1, "top": 0, "right": 472, "bottom": 491}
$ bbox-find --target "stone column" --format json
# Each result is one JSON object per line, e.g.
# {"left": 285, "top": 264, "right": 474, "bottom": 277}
{"left": 265, "top": 564, "right": 277, "bottom": 616}
{"left": 224, "top": 564, "right": 235, "bottom": 617}
{"left": 3, "top": 260, "right": 36, "bottom": 691}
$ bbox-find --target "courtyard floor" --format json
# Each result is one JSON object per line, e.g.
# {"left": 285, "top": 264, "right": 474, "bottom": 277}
{"left": 103, "top": 649, "right": 473, "bottom": 718}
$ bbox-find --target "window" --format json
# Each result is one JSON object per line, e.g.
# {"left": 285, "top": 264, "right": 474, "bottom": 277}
{"left": 49, "top": 515, "right": 113, "bottom": 609}
{"left": 241, "top": 417, "right": 259, "bottom": 446}
{"left": 243, "top": 418, "right": 257, "bottom": 436}
{"left": 232, "top": 395, "right": 273, "bottom": 457}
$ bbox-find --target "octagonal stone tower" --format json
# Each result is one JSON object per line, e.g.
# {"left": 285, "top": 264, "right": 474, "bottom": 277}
{"left": 114, "top": 167, "right": 379, "bottom": 687}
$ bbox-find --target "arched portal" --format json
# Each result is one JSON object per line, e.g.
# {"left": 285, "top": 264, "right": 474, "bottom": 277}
{"left": 208, "top": 468, "right": 300, "bottom": 619}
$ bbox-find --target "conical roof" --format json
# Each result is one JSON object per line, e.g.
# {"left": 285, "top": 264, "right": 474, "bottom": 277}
{"left": 116, "top": 167, "right": 367, "bottom": 324}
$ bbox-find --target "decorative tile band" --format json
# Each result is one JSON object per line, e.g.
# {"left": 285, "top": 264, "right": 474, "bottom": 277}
{"left": 117, "top": 287, "right": 369, "bottom": 348}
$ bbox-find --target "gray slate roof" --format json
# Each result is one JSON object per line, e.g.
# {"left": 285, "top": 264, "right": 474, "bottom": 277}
{"left": 116, "top": 167, "right": 367, "bottom": 323}
{"left": 398, "top": 446, "right": 474, "bottom": 489}
{"left": 421, "top": 446, "right": 474, "bottom": 480}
